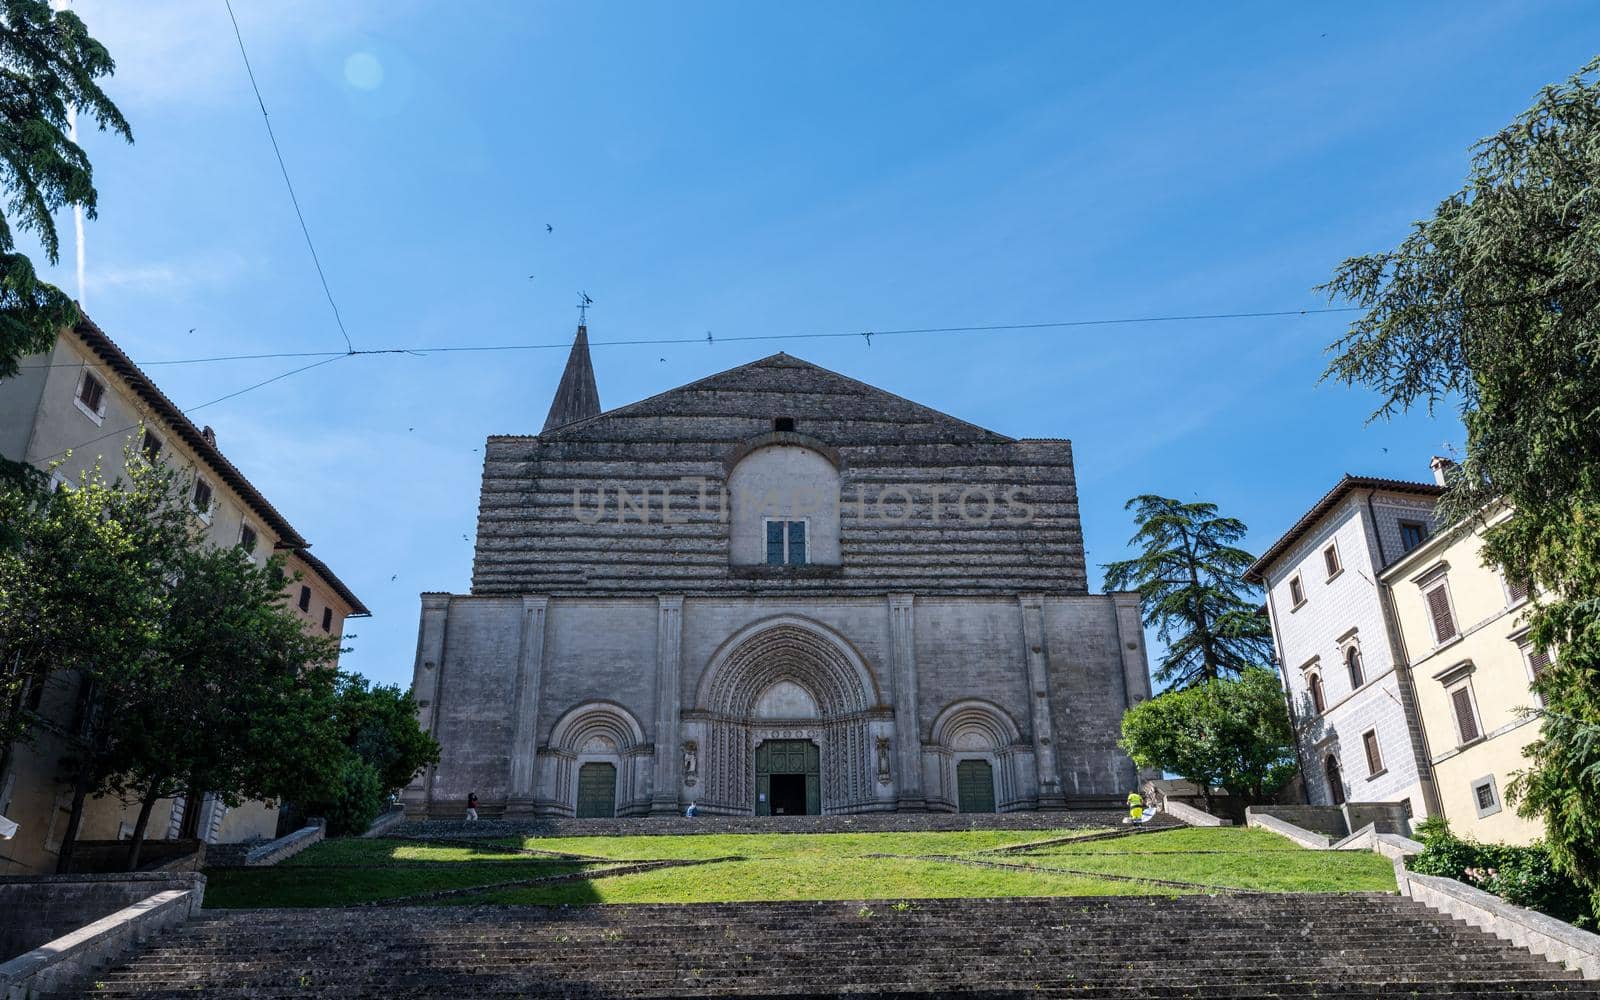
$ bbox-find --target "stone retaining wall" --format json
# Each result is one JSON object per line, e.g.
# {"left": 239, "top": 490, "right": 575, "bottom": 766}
{"left": 0, "top": 873, "right": 204, "bottom": 962}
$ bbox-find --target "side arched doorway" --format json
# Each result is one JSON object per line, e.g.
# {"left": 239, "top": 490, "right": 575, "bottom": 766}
{"left": 1325, "top": 754, "right": 1346, "bottom": 805}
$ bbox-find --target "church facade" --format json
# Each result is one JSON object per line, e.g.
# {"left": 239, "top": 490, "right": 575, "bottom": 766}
{"left": 403, "top": 330, "right": 1151, "bottom": 818}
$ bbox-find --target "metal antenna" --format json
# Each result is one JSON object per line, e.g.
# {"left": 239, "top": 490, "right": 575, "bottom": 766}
{"left": 577, "top": 291, "right": 594, "bottom": 325}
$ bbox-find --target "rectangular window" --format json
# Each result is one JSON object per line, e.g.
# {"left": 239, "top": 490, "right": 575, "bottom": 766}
{"left": 1362, "top": 729, "right": 1383, "bottom": 776}
{"left": 1399, "top": 521, "right": 1427, "bottom": 552}
{"left": 1288, "top": 574, "right": 1306, "bottom": 608}
{"left": 1526, "top": 644, "right": 1551, "bottom": 678}
{"left": 1323, "top": 544, "right": 1341, "bottom": 579}
{"left": 238, "top": 524, "right": 257, "bottom": 554}
{"left": 763, "top": 519, "right": 808, "bottom": 566}
{"left": 1506, "top": 577, "right": 1529, "bottom": 604}
{"left": 298, "top": 585, "right": 311, "bottom": 612}
{"left": 76, "top": 371, "right": 105, "bottom": 413}
{"left": 1425, "top": 583, "right": 1457, "bottom": 644}
{"left": 140, "top": 430, "right": 163, "bottom": 462}
{"left": 1472, "top": 776, "right": 1502, "bottom": 818}
{"left": 321, "top": 607, "right": 333, "bottom": 632}
{"left": 192, "top": 479, "right": 213, "bottom": 516}
{"left": 1451, "top": 685, "right": 1481, "bottom": 744}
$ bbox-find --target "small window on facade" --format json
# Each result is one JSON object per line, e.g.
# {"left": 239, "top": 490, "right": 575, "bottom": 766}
{"left": 1323, "top": 544, "right": 1341, "bottom": 578}
{"left": 1472, "top": 776, "right": 1502, "bottom": 818}
{"left": 140, "top": 430, "right": 163, "bottom": 462}
{"left": 321, "top": 607, "right": 333, "bottom": 632}
{"left": 1526, "top": 644, "right": 1551, "bottom": 678}
{"left": 764, "top": 519, "right": 808, "bottom": 566}
{"left": 76, "top": 370, "right": 106, "bottom": 414}
{"left": 1288, "top": 574, "right": 1306, "bottom": 608}
{"left": 1399, "top": 521, "right": 1427, "bottom": 552}
{"left": 1506, "top": 577, "right": 1529, "bottom": 604}
{"left": 1425, "top": 582, "right": 1457, "bottom": 644}
{"left": 238, "top": 524, "right": 257, "bottom": 554}
{"left": 298, "top": 585, "right": 311, "bottom": 612}
{"left": 1308, "top": 672, "right": 1326, "bottom": 714}
{"left": 1362, "top": 729, "right": 1383, "bottom": 776}
{"left": 773, "top": 417, "right": 795, "bottom": 432}
{"left": 1345, "top": 646, "right": 1364, "bottom": 689}
{"left": 1451, "top": 684, "right": 1481, "bottom": 744}
{"left": 192, "top": 479, "right": 213, "bottom": 516}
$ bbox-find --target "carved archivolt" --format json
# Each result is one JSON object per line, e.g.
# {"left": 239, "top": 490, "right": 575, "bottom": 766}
{"left": 549, "top": 700, "right": 647, "bottom": 753}
{"left": 930, "top": 699, "right": 1023, "bottom": 752}
{"left": 694, "top": 616, "right": 882, "bottom": 814}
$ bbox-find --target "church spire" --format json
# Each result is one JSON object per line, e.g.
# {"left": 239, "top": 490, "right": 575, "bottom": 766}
{"left": 542, "top": 324, "right": 602, "bottom": 432}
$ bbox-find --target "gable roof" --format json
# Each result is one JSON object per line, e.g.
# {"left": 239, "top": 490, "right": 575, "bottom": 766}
{"left": 534, "top": 351, "right": 1014, "bottom": 443}
{"left": 292, "top": 548, "right": 372, "bottom": 617}
{"left": 1243, "top": 475, "right": 1443, "bottom": 583}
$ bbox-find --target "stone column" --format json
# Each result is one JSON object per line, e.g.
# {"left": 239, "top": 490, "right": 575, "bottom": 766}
{"left": 504, "top": 596, "right": 549, "bottom": 817}
{"left": 1019, "top": 594, "right": 1066, "bottom": 808}
{"left": 650, "top": 595, "right": 685, "bottom": 814}
{"left": 402, "top": 593, "right": 451, "bottom": 815}
{"left": 889, "top": 593, "right": 925, "bottom": 809}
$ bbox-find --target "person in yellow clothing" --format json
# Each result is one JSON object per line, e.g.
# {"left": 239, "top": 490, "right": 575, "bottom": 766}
{"left": 1124, "top": 791, "right": 1144, "bottom": 824}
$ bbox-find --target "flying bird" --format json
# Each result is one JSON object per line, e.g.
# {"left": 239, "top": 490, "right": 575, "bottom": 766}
{"left": 545, "top": 224, "right": 553, "bottom": 233}
{"left": 187, "top": 328, "right": 195, "bottom": 334}
{"left": 390, "top": 574, "right": 397, "bottom": 581}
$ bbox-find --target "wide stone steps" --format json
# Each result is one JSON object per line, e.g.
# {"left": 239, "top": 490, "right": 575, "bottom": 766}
{"left": 56, "top": 894, "right": 1598, "bottom": 998}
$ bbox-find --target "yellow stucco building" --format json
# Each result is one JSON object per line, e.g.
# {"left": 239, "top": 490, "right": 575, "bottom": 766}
{"left": 1381, "top": 497, "right": 1547, "bottom": 845}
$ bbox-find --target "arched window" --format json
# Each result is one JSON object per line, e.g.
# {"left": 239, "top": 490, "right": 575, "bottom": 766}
{"left": 1308, "top": 673, "right": 1326, "bottom": 714}
{"left": 727, "top": 443, "right": 840, "bottom": 567}
{"left": 1324, "top": 754, "right": 1345, "bottom": 805}
{"left": 1345, "top": 646, "right": 1365, "bottom": 690}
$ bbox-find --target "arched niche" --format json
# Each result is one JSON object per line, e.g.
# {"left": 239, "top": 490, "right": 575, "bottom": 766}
{"left": 726, "top": 442, "right": 841, "bottom": 567}
{"left": 928, "top": 699, "right": 1029, "bottom": 813}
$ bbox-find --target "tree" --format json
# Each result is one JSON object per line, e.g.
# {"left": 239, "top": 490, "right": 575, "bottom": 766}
{"left": 1102, "top": 495, "right": 1274, "bottom": 688}
{"left": 287, "top": 674, "right": 439, "bottom": 836}
{"left": 1119, "top": 667, "right": 1297, "bottom": 812}
{"left": 0, "top": 449, "right": 192, "bottom": 871}
{"left": 1320, "top": 56, "right": 1600, "bottom": 914}
{"left": 108, "top": 543, "right": 343, "bottom": 869}
{"left": 0, "top": 0, "right": 131, "bottom": 484}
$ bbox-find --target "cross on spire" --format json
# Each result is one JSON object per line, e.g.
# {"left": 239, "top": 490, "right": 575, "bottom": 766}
{"left": 577, "top": 290, "right": 594, "bottom": 325}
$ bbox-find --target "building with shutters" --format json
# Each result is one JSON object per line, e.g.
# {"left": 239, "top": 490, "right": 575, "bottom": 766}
{"left": 403, "top": 326, "right": 1154, "bottom": 819}
{"left": 1378, "top": 502, "right": 1547, "bottom": 845}
{"left": 0, "top": 317, "right": 368, "bottom": 873}
{"left": 1245, "top": 467, "right": 1447, "bottom": 819}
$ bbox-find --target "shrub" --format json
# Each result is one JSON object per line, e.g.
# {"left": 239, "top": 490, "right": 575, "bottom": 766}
{"left": 1411, "top": 818, "right": 1595, "bottom": 929}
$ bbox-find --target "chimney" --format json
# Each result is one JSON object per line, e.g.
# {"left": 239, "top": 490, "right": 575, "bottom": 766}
{"left": 1430, "top": 455, "right": 1455, "bottom": 487}
{"left": 201, "top": 425, "right": 217, "bottom": 448}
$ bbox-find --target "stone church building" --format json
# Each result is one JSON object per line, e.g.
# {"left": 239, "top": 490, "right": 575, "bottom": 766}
{"left": 403, "top": 328, "right": 1151, "bottom": 818}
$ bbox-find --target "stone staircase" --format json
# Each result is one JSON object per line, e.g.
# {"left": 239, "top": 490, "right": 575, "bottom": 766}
{"left": 53, "top": 893, "right": 1598, "bottom": 998}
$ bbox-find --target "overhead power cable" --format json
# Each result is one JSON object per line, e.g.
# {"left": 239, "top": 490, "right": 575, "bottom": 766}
{"left": 20, "top": 305, "right": 1373, "bottom": 371}
{"left": 38, "top": 354, "right": 348, "bottom": 465}
{"left": 222, "top": 0, "right": 354, "bottom": 354}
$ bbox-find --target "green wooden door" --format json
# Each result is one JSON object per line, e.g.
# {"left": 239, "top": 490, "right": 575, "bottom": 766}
{"left": 755, "top": 740, "right": 821, "bottom": 815}
{"left": 576, "top": 762, "right": 617, "bottom": 818}
{"left": 956, "top": 759, "right": 996, "bottom": 814}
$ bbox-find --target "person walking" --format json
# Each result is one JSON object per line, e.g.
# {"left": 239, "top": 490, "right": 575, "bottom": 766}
{"left": 466, "top": 791, "right": 479, "bottom": 822}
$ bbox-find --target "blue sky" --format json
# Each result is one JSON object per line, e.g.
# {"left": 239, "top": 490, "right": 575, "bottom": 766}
{"left": 42, "top": 2, "right": 1599, "bottom": 688}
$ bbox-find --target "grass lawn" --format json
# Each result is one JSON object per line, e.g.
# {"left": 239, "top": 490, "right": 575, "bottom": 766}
{"left": 202, "top": 826, "right": 1397, "bottom": 909}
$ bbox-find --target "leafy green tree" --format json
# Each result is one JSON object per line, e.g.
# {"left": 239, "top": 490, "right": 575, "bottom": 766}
{"left": 0, "top": 0, "right": 130, "bottom": 375}
{"left": 1321, "top": 57, "right": 1600, "bottom": 913}
{"left": 1119, "top": 667, "right": 1297, "bottom": 812}
{"left": 1103, "top": 495, "right": 1273, "bottom": 688}
{"left": 287, "top": 674, "right": 439, "bottom": 836}
{"left": 109, "top": 543, "right": 343, "bottom": 869}
{"left": 0, "top": 449, "right": 192, "bottom": 871}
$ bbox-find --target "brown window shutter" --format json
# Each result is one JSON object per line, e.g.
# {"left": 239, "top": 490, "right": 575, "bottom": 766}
{"left": 1363, "top": 731, "right": 1382, "bottom": 775}
{"left": 1528, "top": 646, "right": 1551, "bottom": 676}
{"left": 1452, "top": 687, "right": 1480, "bottom": 743}
{"left": 1508, "top": 578, "right": 1529, "bottom": 602}
{"left": 1427, "top": 585, "right": 1456, "bottom": 643}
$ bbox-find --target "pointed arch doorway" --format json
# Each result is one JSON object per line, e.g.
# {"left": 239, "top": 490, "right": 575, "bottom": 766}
{"left": 756, "top": 739, "right": 821, "bottom": 815}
